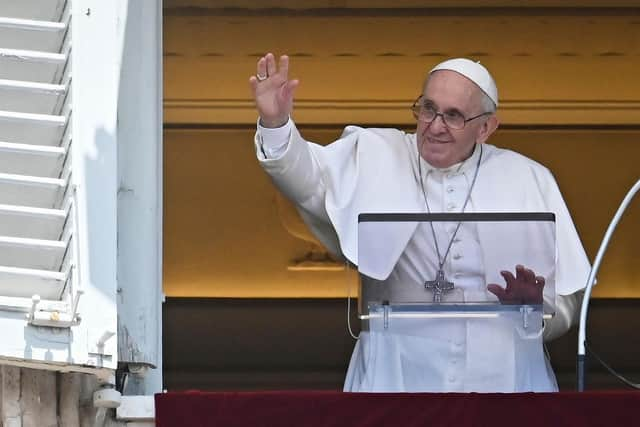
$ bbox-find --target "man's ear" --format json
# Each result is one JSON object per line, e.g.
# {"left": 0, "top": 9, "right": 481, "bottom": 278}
{"left": 476, "top": 115, "right": 499, "bottom": 144}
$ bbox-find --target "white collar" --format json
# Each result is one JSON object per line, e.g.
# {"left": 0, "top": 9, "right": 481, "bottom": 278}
{"left": 419, "top": 142, "right": 482, "bottom": 177}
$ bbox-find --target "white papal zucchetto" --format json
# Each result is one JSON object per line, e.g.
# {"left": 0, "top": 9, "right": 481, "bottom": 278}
{"left": 430, "top": 58, "right": 499, "bottom": 107}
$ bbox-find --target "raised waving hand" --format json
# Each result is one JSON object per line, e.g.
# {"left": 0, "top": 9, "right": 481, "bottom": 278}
{"left": 249, "top": 53, "right": 299, "bottom": 128}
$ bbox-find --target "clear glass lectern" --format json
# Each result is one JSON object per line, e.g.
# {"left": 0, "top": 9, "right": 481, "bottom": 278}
{"left": 358, "top": 213, "right": 556, "bottom": 339}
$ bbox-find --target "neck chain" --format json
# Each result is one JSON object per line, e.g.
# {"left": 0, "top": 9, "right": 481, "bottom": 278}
{"left": 417, "top": 142, "right": 483, "bottom": 302}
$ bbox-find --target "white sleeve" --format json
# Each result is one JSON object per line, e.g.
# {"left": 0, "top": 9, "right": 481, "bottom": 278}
{"left": 254, "top": 120, "right": 343, "bottom": 258}
{"left": 534, "top": 166, "right": 590, "bottom": 340}
{"left": 257, "top": 118, "right": 292, "bottom": 159}
{"left": 543, "top": 290, "right": 584, "bottom": 341}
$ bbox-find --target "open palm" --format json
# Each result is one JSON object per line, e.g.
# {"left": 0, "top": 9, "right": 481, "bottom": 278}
{"left": 249, "top": 53, "right": 299, "bottom": 128}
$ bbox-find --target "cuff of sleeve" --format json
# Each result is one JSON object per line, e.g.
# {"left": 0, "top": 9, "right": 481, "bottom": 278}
{"left": 257, "top": 117, "right": 292, "bottom": 158}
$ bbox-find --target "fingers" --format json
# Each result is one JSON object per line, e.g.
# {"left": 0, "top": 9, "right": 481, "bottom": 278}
{"left": 523, "top": 268, "right": 536, "bottom": 285}
{"left": 255, "top": 53, "right": 277, "bottom": 81}
{"left": 487, "top": 284, "right": 507, "bottom": 301}
{"left": 256, "top": 56, "right": 267, "bottom": 79}
{"left": 251, "top": 53, "right": 296, "bottom": 125}
{"left": 248, "top": 76, "right": 258, "bottom": 94}
{"left": 500, "top": 270, "right": 516, "bottom": 291}
{"left": 279, "top": 55, "right": 290, "bottom": 78}
{"left": 493, "top": 266, "right": 545, "bottom": 304}
{"left": 515, "top": 264, "right": 536, "bottom": 284}
{"left": 266, "top": 52, "right": 277, "bottom": 77}
{"left": 253, "top": 53, "right": 292, "bottom": 84}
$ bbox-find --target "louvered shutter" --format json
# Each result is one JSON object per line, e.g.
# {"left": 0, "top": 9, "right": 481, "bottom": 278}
{"left": 0, "top": 0, "right": 119, "bottom": 373}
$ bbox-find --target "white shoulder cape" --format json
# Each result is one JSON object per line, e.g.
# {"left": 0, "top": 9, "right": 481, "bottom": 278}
{"left": 257, "top": 122, "right": 591, "bottom": 296}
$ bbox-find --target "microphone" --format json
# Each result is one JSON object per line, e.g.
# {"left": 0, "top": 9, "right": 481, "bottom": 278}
{"left": 577, "top": 178, "right": 640, "bottom": 391}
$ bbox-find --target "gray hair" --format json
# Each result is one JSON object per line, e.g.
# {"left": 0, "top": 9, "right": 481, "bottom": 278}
{"left": 423, "top": 73, "right": 497, "bottom": 114}
{"left": 480, "top": 91, "right": 497, "bottom": 114}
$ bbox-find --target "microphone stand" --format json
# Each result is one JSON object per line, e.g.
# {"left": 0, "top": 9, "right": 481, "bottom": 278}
{"left": 577, "top": 178, "right": 640, "bottom": 391}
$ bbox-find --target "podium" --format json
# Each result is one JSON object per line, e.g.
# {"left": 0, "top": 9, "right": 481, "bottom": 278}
{"left": 351, "top": 213, "right": 558, "bottom": 392}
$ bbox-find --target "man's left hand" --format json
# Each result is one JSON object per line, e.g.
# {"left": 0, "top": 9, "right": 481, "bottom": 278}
{"left": 487, "top": 264, "right": 544, "bottom": 304}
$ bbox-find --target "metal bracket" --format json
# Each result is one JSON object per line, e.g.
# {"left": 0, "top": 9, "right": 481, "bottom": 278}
{"left": 513, "top": 305, "right": 545, "bottom": 340}
{"left": 26, "top": 292, "right": 83, "bottom": 328}
{"left": 382, "top": 300, "right": 390, "bottom": 330}
{"left": 520, "top": 305, "right": 534, "bottom": 330}
{"left": 88, "top": 330, "right": 116, "bottom": 368}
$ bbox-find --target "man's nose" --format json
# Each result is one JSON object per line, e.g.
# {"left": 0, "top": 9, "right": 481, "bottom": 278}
{"left": 428, "top": 114, "right": 448, "bottom": 133}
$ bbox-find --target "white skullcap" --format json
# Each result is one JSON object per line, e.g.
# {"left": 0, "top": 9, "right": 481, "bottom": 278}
{"left": 429, "top": 58, "right": 498, "bottom": 107}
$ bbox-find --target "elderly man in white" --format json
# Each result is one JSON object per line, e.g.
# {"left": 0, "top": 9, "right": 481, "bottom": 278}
{"left": 250, "top": 53, "right": 590, "bottom": 392}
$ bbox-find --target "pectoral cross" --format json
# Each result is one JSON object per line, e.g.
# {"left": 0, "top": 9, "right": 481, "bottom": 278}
{"left": 424, "top": 269, "right": 454, "bottom": 303}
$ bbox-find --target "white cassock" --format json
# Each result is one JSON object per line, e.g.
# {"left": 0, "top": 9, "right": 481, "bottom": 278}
{"left": 255, "top": 119, "right": 591, "bottom": 392}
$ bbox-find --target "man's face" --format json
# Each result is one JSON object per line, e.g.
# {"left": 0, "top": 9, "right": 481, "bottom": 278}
{"left": 416, "top": 70, "right": 494, "bottom": 168}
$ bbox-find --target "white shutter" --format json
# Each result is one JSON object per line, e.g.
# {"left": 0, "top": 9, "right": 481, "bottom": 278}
{"left": 0, "top": 0, "right": 73, "bottom": 314}
{"left": 0, "top": 0, "right": 119, "bottom": 375}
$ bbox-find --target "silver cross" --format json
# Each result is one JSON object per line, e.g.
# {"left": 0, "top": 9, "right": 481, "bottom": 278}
{"left": 424, "top": 269, "right": 454, "bottom": 303}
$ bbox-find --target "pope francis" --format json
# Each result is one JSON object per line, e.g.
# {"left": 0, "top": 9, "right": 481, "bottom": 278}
{"left": 249, "top": 53, "right": 590, "bottom": 392}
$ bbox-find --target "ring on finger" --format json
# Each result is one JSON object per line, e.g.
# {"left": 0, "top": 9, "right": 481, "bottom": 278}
{"left": 256, "top": 73, "right": 267, "bottom": 81}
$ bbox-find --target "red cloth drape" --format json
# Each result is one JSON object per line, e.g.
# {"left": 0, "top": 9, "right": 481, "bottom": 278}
{"left": 155, "top": 390, "right": 639, "bottom": 426}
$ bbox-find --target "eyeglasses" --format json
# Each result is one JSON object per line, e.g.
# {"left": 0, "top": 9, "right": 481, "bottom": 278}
{"left": 411, "top": 95, "right": 492, "bottom": 130}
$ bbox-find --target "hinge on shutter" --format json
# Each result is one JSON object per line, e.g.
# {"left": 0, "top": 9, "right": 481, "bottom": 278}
{"left": 26, "top": 287, "right": 82, "bottom": 327}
